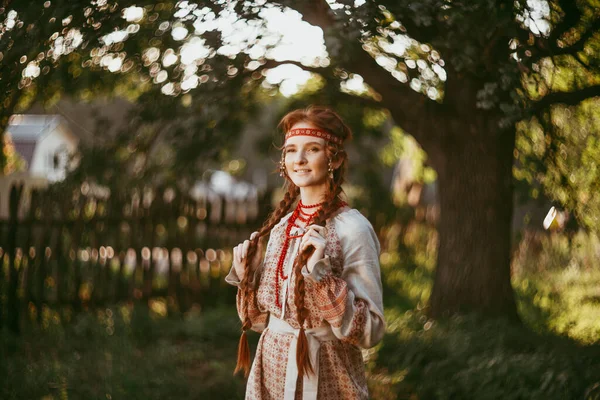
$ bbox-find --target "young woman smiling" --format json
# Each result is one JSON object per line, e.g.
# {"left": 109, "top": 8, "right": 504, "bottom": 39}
{"left": 226, "top": 106, "right": 385, "bottom": 399}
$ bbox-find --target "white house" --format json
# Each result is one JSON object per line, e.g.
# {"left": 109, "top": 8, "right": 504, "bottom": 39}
{"left": 0, "top": 114, "right": 78, "bottom": 218}
{"left": 6, "top": 114, "right": 78, "bottom": 182}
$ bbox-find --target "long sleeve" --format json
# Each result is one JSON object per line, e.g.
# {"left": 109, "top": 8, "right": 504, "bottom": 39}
{"left": 225, "top": 264, "right": 269, "bottom": 333}
{"left": 303, "top": 212, "right": 386, "bottom": 348}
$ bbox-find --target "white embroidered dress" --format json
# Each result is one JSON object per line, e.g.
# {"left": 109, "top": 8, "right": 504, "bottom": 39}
{"left": 226, "top": 207, "right": 386, "bottom": 400}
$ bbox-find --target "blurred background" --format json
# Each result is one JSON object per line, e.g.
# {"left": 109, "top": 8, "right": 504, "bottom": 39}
{"left": 1, "top": 1, "right": 600, "bottom": 399}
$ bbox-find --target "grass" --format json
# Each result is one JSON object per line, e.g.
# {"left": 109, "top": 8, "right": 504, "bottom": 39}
{"left": 367, "top": 226, "right": 600, "bottom": 399}
{"left": 2, "top": 228, "right": 600, "bottom": 399}
{"left": 0, "top": 303, "right": 255, "bottom": 400}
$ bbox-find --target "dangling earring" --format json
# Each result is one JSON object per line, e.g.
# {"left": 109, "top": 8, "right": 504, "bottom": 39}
{"left": 328, "top": 159, "right": 334, "bottom": 179}
{"left": 280, "top": 154, "right": 286, "bottom": 177}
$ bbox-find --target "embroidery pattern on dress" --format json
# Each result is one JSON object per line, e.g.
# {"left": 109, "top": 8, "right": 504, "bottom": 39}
{"left": 344, "top": 298, "right": 369, "bottom": 347}
{"left": 234, "top": 210, "right": 380, "bottom": 400}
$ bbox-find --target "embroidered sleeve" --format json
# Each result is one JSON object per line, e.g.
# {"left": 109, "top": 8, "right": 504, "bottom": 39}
{"left": 235, "top": 287, "right": 268, "bottom": 332}
{"left": 303, "top": 215, "right": 386, "bottom": 348}
{"left": 225, "top": 264, "right": 261, "bottom": 289}
{"left": 226, "top": 264, "right": 268, "bottom": 333}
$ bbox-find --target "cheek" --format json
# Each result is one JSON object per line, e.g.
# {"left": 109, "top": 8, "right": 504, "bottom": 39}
{"left": 284, "top": 154, "right": 294, "bottom": 169}
{"left": 313, "top": 154, "right": 329, "bottom": 169}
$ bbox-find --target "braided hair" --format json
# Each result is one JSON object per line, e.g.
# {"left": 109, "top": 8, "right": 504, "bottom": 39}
{"left": 234, "top": 105, "right": 352, "bottom": 378}
{"left": 234, "top": 183, "right": 299, "bottom": 376}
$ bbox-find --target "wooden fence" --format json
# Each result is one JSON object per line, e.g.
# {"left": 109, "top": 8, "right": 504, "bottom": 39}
{"left": 0, "top": 181, "right": 269, "bottom": 334}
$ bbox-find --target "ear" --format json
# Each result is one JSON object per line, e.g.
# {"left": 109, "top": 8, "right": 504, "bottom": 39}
{"left": 331, "top": 153, "right": 344, "bottom": 170}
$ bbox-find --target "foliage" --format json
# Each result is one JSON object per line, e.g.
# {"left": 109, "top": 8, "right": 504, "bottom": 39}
{"left": 514, "top": 231, "right": 600, "bottom": 343}
{"left": 372, "top": 311, "right": 600, "bottom": 400}
{"left": 2, "top": 0, "right": 600, "bottom": 318}
{"left": 516, "top": 98, "right": 600, "bottom": 231}
{"left": 2, "top": 226, "right": 600, "bottom": 399}
{"left": 0, "top": 305, "right": 249, "bottom": 400}
{"left": 0, "top": 0, "right": 264, "bottom": 187}
{"left": 2, "top": 134, "right": 26, "bottom": 174}
{"left": 370, "top": 221, "right": 600, "bottom": 400}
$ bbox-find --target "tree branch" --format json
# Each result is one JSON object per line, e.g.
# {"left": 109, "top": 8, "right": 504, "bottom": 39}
{"left": 257, "top": 59, "right": 327, "bottom": 75}
{"left": 529, "top": 18, "right": 600, "bottom": 64}
{"left": 284, "top": 0, "right": 439, "bottom": 142}
{"left": 529, "top": 84, "right": 600, "bottom": 114}
{"left": 548, "top": 0, "right": 583, "bottom": 45}
{"left": 254, "top": 58, "right": 389, "bottom": 110}
{"left": 560, "top": 18, "right": 600, "bottom": 53}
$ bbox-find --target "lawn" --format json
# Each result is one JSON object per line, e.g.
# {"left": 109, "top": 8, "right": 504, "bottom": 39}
{"left": 2, "top": 230, "right": 600, "bottom": 399}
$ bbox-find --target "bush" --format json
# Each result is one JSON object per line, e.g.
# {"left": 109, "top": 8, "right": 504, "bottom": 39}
{"left": 370, "top": 312, "right": 600, "bottom": 400}
{"left": 0, "top": 305, "right": 247, "bottom": 400}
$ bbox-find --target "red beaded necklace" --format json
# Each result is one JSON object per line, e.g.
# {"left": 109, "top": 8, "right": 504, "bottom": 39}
{"left": 274, "top": 200, "right": 322, "bottom": 309}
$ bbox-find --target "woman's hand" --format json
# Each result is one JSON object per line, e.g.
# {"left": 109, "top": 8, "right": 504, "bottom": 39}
{"left": 300, "top": 225, "right": 327, "bottom": 273}
{"left": 232, "top": 231, "right": 263, "bottom": 281}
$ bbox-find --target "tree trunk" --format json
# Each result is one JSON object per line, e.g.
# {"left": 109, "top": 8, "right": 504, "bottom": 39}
{"left": 427, "top": 117, "right": 520, "bottom": 320}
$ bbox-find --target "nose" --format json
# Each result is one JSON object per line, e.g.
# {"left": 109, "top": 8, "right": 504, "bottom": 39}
{"left": 293, "top": 150, "right": 308, "bottom": 164}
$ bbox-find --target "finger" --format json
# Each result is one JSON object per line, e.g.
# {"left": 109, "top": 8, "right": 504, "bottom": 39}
{"left": 300, "top": 234, "right": 309, "bottom": 247}
{"left": 306, "top": 225, "right": 326, "bottom": 236}
{"left": 305, "top": 230, "right": 323, "bottom": 241}
{"left": 233, "top": 245, "right": 242, "bottom": 264}
{"left": 310, "top": 230, "right": 323, "bottom": 237}
{"left": 301, "top": 236, "right": 325, "bottom": 252}
{"left": 303, "top": 227, "right": 319, "bottom": 239}
{"left": 242, "top": 240, "right": 250, "bottom": 259}
{"left": 257, "top": 236, "right": 264, "bottom": 251}
{"left": 237, "top": 244, "right": 244, "bottom": 263}
{"left": 301, "top": 238, "right": 312, "bottom": 251}
{"left": 250, "top": 231, "right": 264, "bottom": 252}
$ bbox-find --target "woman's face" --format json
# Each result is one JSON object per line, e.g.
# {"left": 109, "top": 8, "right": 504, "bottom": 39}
{"left": 284, "top": 122, "right": 329, "bottom": 189}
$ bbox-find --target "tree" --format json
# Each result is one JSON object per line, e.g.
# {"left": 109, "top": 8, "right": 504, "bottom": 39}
{"left": 1, "top": 0, "right": 599, "bottom": 320}
{"left": 0, "top": 0, "right": 261, "bottom": 188}
{"left": 2, "top": 134, "right": 26, "bottom": 174}
{"left": 274, "top": 0, "right": 600, "bottom": 320}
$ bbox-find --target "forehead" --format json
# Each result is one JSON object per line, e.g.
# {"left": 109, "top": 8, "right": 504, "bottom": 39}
{"left": 284, "top": 135, "right": 326, "bottom": 147}
{"left": 285, "top": 121, "right": 326, "bottom": 146}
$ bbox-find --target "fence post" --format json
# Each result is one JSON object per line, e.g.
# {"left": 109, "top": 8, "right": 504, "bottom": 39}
{"left": 21, "top": 188, "right": 38, "bottom": 327}
{"left": 54, "top": 191, "right": 69, "bottom": 315}
{"left": 114, "top": 192, "right": 128, "bottom": 301}
{"left": 36, "top": 194, "right": 53, "bottom": 325}
{"left": 7, "top": 183, "right": 24, "bottom": 335}
{"left": 71, "top": 191, "right": 86, "bottom": 312}
{"left": 128, "top": 188, "right": 143, "bottom": 303}
{"left": 143, "top": 187, "right": 159, "bottom": 302}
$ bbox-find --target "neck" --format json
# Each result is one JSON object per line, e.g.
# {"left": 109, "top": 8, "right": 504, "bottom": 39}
{"left": 299, "top": 184, "right": 328, "bottom": 207}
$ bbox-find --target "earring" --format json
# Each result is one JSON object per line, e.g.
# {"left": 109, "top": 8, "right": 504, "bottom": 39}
{"left": 328, "top": 159, "right": 334, "bottom": 179}
{"left": 280, "top": 155, "right": 286, "bottom": 177}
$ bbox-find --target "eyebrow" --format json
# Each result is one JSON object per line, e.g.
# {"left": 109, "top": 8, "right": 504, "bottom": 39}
{"left": 284, "top": 141, "right": 324, "bottom": 148}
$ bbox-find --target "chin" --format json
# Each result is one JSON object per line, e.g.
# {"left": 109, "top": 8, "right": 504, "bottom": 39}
{"left": 291, "top": 178, "right": 327, "bottom": 188}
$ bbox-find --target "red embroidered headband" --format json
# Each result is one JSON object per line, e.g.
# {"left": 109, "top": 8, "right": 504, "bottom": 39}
{"left": 285, "top": 128, "right": 343, "bottom": 145}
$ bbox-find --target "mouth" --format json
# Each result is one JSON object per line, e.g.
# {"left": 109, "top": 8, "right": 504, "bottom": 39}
{"left": 294, "top": 169, "right": 311, "bottom": 173}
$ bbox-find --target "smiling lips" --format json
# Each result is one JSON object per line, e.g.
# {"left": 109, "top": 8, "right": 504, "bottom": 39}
{"left": 294, "top": 169, "right": 311, "bottom": 173}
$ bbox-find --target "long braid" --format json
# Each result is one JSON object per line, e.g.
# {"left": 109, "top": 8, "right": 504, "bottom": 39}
{"left": 236, "top": 104, "right": 352, "bottom": 380}
{"left": 293, "top": 147, "right": 346, "bottom": 378}
{"left": 234, "top": 183, "right": 300, "bottom": 377}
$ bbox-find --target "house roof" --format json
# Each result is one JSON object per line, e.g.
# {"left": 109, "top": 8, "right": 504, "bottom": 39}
{"left": 6, "top": 114, "right": 61, "bottom": 141}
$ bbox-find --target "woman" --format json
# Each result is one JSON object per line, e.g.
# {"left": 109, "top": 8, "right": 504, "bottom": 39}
{"left": 226, "top": 106, "right": 385, "bottom": 399}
